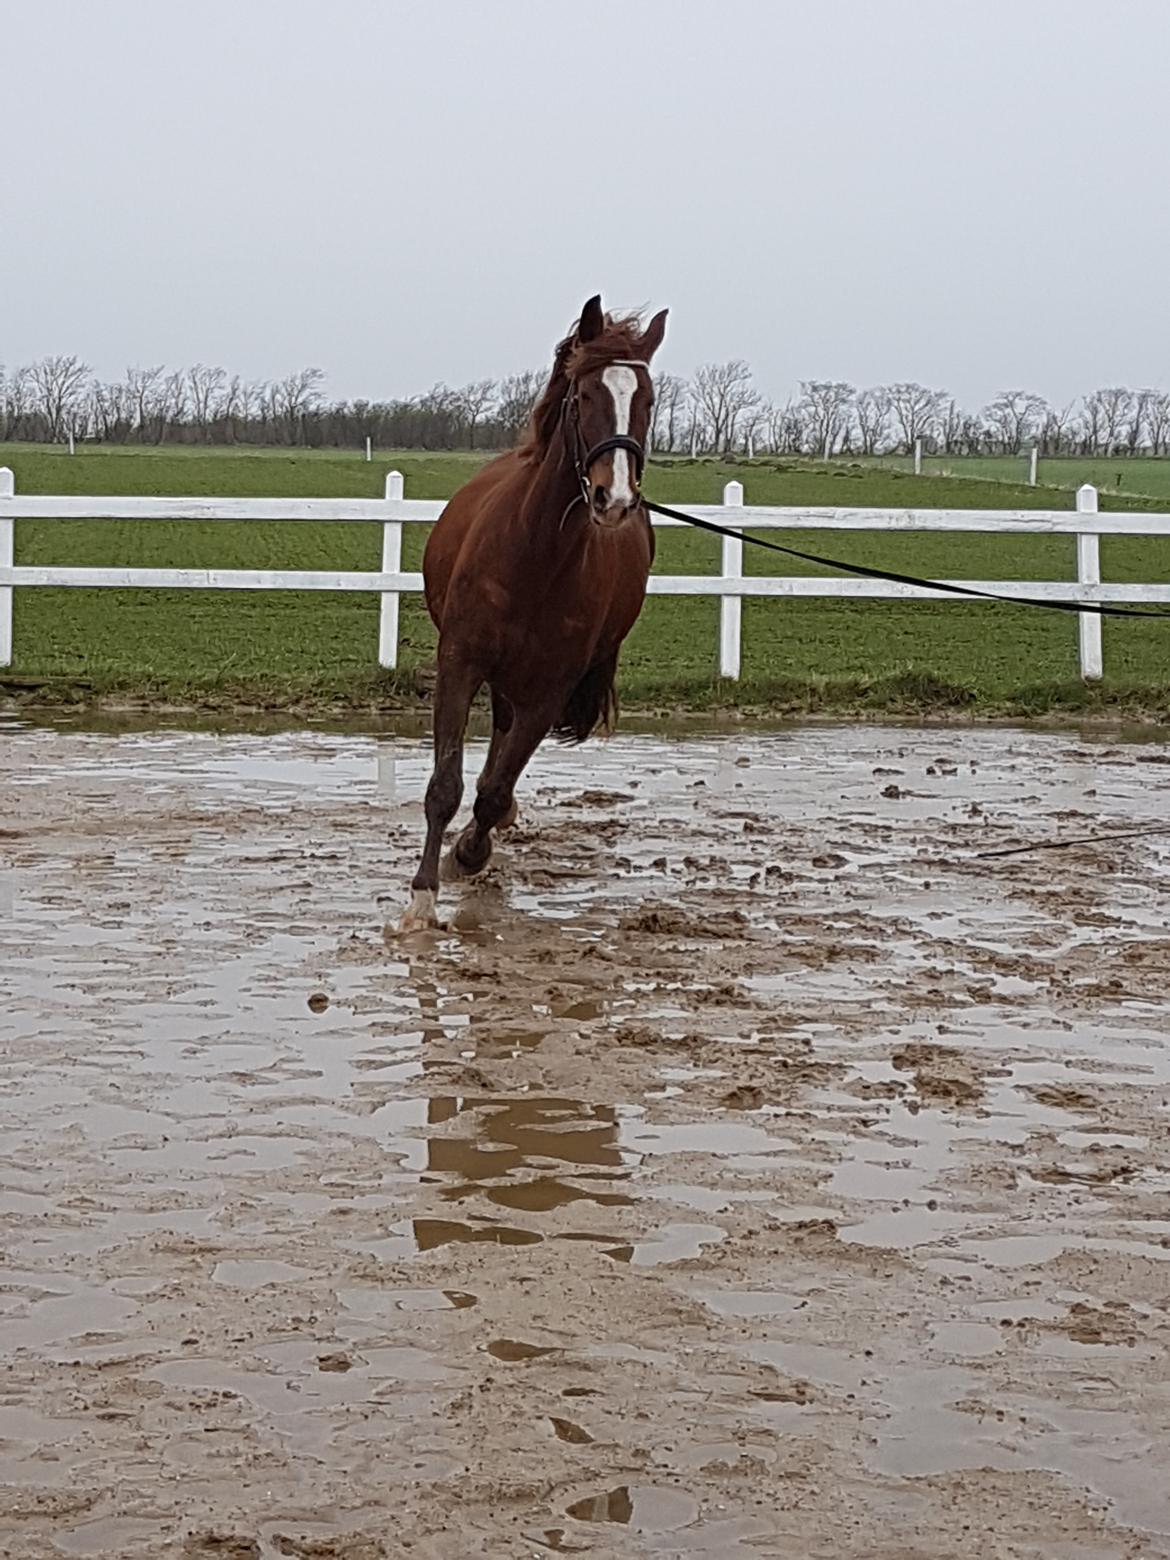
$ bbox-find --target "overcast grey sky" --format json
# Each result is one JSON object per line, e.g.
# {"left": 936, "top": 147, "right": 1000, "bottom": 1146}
{"left": 4, "top": 0, "right": 1168, "bottom": 408}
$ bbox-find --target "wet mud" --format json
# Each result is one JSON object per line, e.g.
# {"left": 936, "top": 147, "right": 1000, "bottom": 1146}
{"left": 2, "top": 716, "right": 1170, "bottom": 1557}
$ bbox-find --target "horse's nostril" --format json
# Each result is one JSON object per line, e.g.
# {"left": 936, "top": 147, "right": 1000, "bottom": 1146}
{"left": 592, "top": 485, "right": 609, "bottom": 511}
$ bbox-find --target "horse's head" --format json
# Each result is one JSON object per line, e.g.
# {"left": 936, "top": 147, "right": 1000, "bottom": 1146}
{"left": 566, "top": 295, "right": 668, "bottom": 528}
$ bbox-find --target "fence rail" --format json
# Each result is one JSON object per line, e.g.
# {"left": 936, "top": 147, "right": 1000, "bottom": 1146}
{"left": 2, "top": 467, "right": 1168, "bottom": 681}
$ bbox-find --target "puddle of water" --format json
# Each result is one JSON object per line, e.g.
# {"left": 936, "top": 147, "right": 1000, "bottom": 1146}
{"left": 442, "top": 1175, "right": 634, "bottom": 1214}
{"left": 0, "top": 1404, "right": 91, "bottom": 1446}
{"left": 414, "top": 1219, "right": 543, "bottom": 1251}
{"left": 533, "top": 1531, "right": 586, "bottom": 1554}
{"left": 212, "top": 1259, "right": 311, "bottom": 1288}
{"left": 259, "top": 1337, "right": 452, "bottom": 1386}
{"left": 697, "top": 1289, "right": 801, "bottom": 1318}
{"left": 928, "top": 1320, "right": 1005, "bottom": 1358}
{"left": 349, "top": 1217, "right": 544, "bottom": 1260}
{"left": 951, "top": 1232, "right": 1170, "bottom": 1269}
{"left": 339, "top": 1287, "right": 477, "bottom": 1316}
{"left": 487, "top": 1339, "right": 558, "bottom": 1362}
{"left": 840, "top": 1204, "right": 987, "bottom": 1250}
{"left": 620, "top": 1120, "right": 788, "bottom": 1158}
{"left": 566, "top": 1484, "right": 699, "bottom": 1532}
{"left": 1, "top": 1278, "right": 141, "bottom": 1354}
{"left": 425, "top": 1094, "right": 629, "bottom": 1176}
{"left": 154, "top": 1344, "right": 451, "bottom": 1427}
{"left": 605, "top": 1223, "right": 727, "bottom": 1267}
{"left": 753, "top": 1331, "right": 1170, "bottom": 1534}
{"left": 54, "top": 1519, "right": 162, "bottom": 1556}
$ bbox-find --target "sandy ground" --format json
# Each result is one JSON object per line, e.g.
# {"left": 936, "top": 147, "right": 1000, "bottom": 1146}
{"left": 2, "top": 714, "right": 1170, "bottom": 1559}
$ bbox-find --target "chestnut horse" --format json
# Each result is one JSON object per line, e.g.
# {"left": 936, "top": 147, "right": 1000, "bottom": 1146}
{"left": 400, "top": 294, "right": 668, "bottom": 931}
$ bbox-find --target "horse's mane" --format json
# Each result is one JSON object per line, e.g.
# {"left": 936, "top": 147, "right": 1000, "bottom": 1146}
{"left": 519, "top": 311, "right": 651, "bottom": 462}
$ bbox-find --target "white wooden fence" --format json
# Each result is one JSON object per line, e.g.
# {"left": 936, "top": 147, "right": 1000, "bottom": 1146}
{"left": 1, "top": 466, "right": 1168, "bottom": 682}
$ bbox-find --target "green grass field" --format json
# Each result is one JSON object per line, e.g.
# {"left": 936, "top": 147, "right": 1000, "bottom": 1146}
{"left": 2, "top": 444, "right": 1169, "bottom": 717}
{"left": 854, "top": 452, "right": 1170, "bottom": 501}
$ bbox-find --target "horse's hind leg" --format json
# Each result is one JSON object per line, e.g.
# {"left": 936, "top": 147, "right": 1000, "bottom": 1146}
{"left": 446, "top": 701, "right": 550, "bottom": 879}
{"left": 399, "top": 657, "right": 479, "bottom": 931}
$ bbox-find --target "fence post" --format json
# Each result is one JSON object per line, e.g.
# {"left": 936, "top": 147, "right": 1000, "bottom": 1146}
{"left": 1076, "top": 483, "right": 1103, "bottom": 681}
{"left": 0, "top": 467, "right": 13, "bottom": 669}
{"left": 913, "top": 438, "right": 922, "bottom": 475}
{"left": 719, "top": 479, "right": 744, "bottom": 679}
{"left": 378, "top": 470, "right": 404, "bottom": 669}
{"left": 1029, "top": 445, "right": 1038, "bottom": 486}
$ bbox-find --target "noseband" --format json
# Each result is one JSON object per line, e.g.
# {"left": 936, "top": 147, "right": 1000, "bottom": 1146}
{"left": 563, "top": 360, "right": 648, "bottom": 507}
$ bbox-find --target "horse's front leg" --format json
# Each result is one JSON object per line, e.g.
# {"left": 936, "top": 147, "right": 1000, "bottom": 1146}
{"left": 399, "top": 658, "right": 480, "bottom": 931}
{"left": 477, "top": 690, "right": 520, "bottom": 830}
{"left": 444, "top": 699, "right": 553, "bottom": 880}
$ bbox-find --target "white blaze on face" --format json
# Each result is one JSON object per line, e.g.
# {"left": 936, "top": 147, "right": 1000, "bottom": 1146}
{"left": 601, "top": 364, "right": 639, "bottom": 508}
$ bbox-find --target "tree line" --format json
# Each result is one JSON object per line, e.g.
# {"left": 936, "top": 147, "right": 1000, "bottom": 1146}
{"left": 3, "top": 354, "right": 1170, "bottom": 458}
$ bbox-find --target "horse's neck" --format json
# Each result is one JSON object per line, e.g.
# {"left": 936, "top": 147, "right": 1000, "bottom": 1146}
{"left": 513, "top": 442, "right": 586, "bottom": 555}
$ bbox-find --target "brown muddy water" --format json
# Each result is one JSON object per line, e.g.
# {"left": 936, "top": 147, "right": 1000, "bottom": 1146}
{"left": 1, "top": 715, "right": 1169, "bottom": 1559}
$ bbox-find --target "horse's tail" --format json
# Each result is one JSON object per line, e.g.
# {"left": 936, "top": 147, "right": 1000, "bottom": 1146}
{"left": 552, "top": 655, "right": 618, "bottom": 745}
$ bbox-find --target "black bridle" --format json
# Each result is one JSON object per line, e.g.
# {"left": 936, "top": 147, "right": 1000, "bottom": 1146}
{"left": 564, "top": 360, "right": 648, "bottom": 511}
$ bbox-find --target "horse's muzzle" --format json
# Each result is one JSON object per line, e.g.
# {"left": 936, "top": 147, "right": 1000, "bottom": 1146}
{"left": 592, "top": 485, "right": 639, "bottom": 527}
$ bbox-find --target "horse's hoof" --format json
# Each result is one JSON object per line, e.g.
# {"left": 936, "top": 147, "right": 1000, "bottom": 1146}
{"left": 397, "top": 889, "right": 441, "bottom": 933}
{"left": 441, "top": 843, "right": 489, "bottom": 882}
{"left": 497, "top": 800, "right": 519, "bottom": 831}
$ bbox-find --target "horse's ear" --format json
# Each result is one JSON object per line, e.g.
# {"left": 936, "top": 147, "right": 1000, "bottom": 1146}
{"left": 640, "top": 308, "right": 668, "bottom": 360}
{"left": 578, "top": 295, "right": 604, "bottom": 343}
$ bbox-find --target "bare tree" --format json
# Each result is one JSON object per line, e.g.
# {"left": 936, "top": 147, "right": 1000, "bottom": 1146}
{"left": 121, "top": 366, "right": 163, "bottom": 441}
{"left": 854, "top": 387, "right": 891, "bottom": 456}
{"left": 496, "top": 370, "right": 545, "bottom": 444}
{"left": 28, "top": 354, "right": 91, "bottom": 441}
{"left": 798, "top": 381, "right": 855, "bottom": 458}
{"left": 455, "top": 379, "right": 496, "bottom": 449}
{"left": 1125, "top": 388, "right": 1155, "bottom": 455}
{"left": 237, "top": 379, "right": 267, "bottom": 443}
{"left": 763, "top": 400, "right": 802, "bottom": 455}
{"left": 416, "top": 383, "right": 464, "bottom": 448}
{"left": 651, "top": 373, "right": 686, "bottom": 452}
{"left": 739, "top": 400, "right": 771, "bottom": 457}
{"left": 0, "top": 365, "right": 33, "bottom": 440}
{"left": 187, "top": 364, "right": 227, "bottom": 443}
{"left": 1039, "top": 401, "right": 1077, "bottom": 456}
{"left": 1082, "top": 387, "right": 1133, "bottom": 454}
{"left": 216, "top": 374, "right": 243, "bottom": 443}
{"left": 149, "top": 371, "right": 188, "bottom": 443}
{"left": 937, "top": 398, "right": 965, "bottom": 456}
{"left": 268, "top": 367, "right": 324, "bottom": 445}
{"left": 982, "top": 390, "right": 1048, "bottom": 454}
{"left": 885, "top": 382, "right": 945, "bottom": 454}
{"left": 90, "top": 378, "right": 135, "bottom": 443}
{"left": 690, "top": 360, "right": 760, "bottom": 453}
{"left": 1145, "top": 391, "right": 1170, "bottom": 456}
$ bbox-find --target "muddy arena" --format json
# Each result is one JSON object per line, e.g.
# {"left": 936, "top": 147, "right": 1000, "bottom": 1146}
{"left": 2, "top": 715, "right": 1169, "bottom": 1559}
